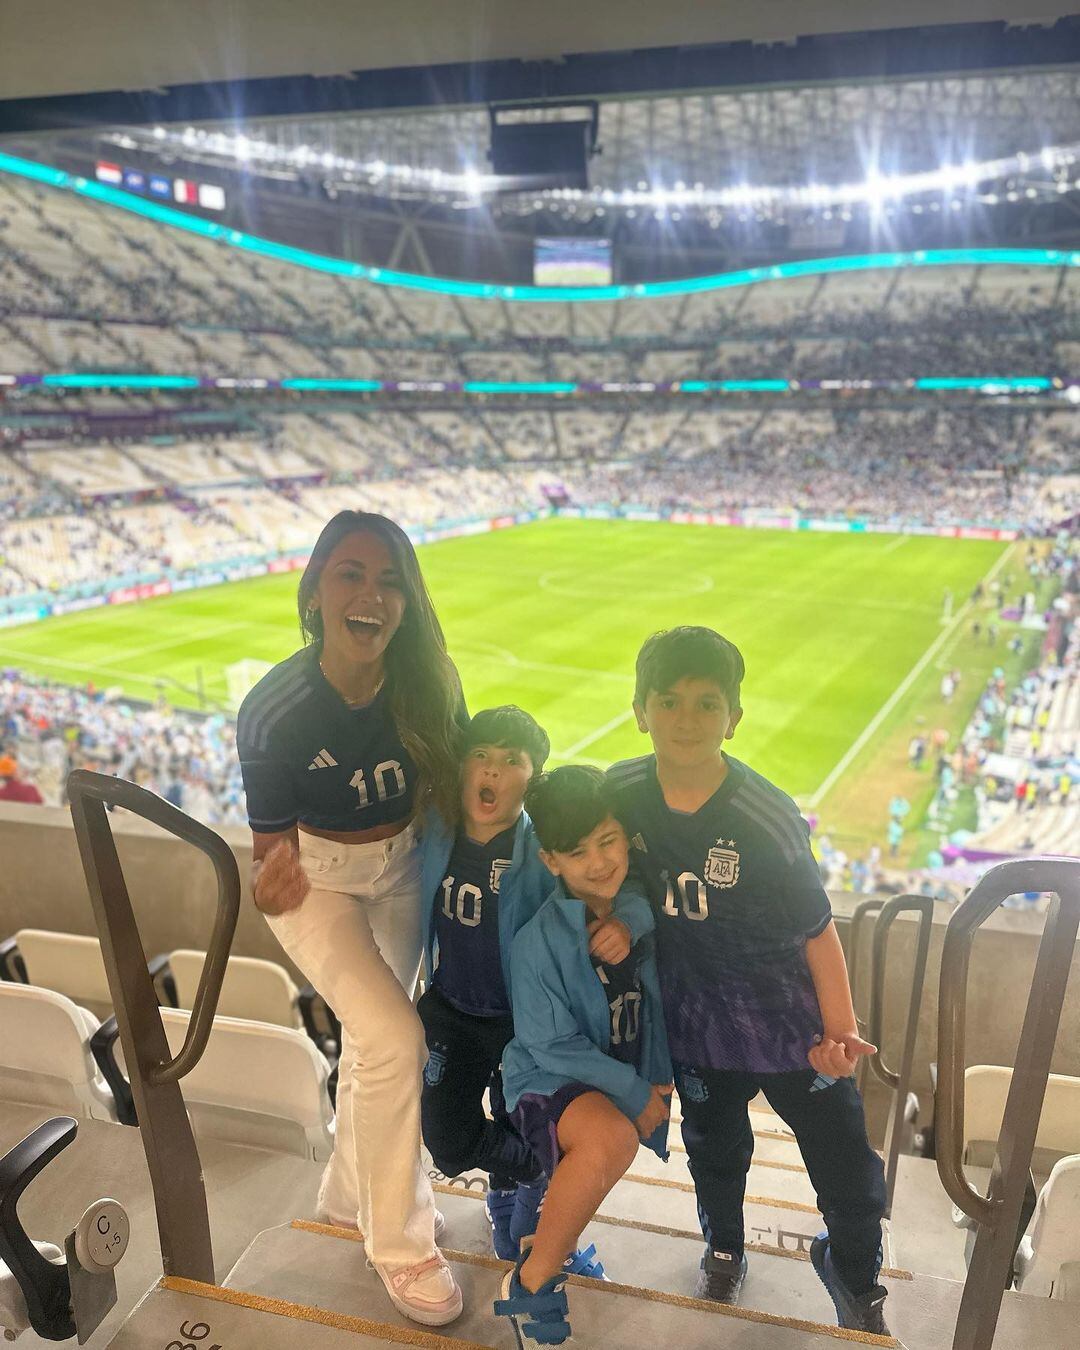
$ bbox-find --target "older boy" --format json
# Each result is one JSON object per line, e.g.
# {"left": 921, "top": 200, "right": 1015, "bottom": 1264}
{"left": 609, "top": 627, "right": 889, "bottom": 1335}
{"left": 496, "top": 766, "right": 672, "bottom": 1346}
{"left": 419, "top": 707, "right": 643, "bottom": 1260}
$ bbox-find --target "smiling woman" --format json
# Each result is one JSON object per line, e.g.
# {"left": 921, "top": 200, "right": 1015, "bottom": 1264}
{"left": 234, "top": 509, "right": 467, "bottom": 1328}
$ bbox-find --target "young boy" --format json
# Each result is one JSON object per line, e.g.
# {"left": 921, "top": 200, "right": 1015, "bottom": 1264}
{"left": 495, "top": 766, "right": 672, "bottom": 1347}
{"left": 418, "top": 708, "right": 645, "bottom": 1262}
{"left": 608, "top": 627, "right": 890, "bottom": 1336}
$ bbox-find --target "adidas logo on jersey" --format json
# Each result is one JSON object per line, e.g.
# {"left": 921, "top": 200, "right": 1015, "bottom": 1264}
{"left": 307, "top": 748, "right": 339, "bottom": 771}
{"left": 630, "top": 832, "right": 648, "bottom": 853}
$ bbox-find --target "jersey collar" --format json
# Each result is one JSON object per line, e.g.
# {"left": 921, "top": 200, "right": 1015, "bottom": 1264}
{"left": 649, "top": 751, "right": 746, "bottom": 817}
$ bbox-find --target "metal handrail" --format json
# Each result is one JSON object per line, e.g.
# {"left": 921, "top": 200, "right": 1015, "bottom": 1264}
{"left": 847, "top": 897, "right": 885, "bottom": 1039}
{"left": 67, "top": 770, "right": 241, "bottom": 1282}
{"left": 936, "top": 856, "right": 1080, "bottom": 1350}
{"left": 866, "top": 894, "right": 934, "bottom": 1218}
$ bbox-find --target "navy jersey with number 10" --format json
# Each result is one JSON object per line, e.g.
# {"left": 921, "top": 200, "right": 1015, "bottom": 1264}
{"left": 431, "top": 823, "right": 516, "bottom": 1016}
{"left": 608, "top": 753, "right": 832, "bottom": 1075}
{"left": 237, "top": 647, "right": 422, "bottom": 833}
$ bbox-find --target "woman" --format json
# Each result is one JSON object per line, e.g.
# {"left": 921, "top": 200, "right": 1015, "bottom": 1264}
{"left": 236, "top": 510, "right": 464, "bottom": 1327}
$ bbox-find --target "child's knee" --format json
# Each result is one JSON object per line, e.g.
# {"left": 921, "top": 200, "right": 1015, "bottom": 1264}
{"left": 610, "top": 1114, "right": 641, "bottom": 1169}
{"left": 571, "top": 1110, "right": 638, "bottom": 1174}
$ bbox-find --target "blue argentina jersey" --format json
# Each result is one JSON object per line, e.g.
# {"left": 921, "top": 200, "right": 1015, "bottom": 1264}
{"left": 432, "top": 824, "right": 515, "bottom": 1017}
{"left": 236, "top": 647, "right": 417, "bottom": 833}
{"left": 592, "top": 930, "right": 649, "bottom": 1071}
{"left": 608, "top": 754, "right": 831, "bottom": 1074}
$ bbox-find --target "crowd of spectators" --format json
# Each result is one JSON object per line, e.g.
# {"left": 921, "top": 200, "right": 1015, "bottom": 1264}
{"left": 912, "top": 539, "right": 1079, "bottom": 858}
{"left": 1, "top": 403, "right": 1074, "bottom": 603}
{"left": 0, "top": 670, "right": 247, "bottom": 826}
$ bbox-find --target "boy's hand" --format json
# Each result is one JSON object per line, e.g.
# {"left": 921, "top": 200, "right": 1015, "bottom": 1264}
{"left": 587, "top": 917, "right": 632, "bottom": 965}
{"left": 252, "top": 840, "right": 310, "bottom": 916}
{"left": 635, "top": 1084, "right": 673, "bottom": 1140}
{"left": 808, "top": 1030, "right": 876, "bottom": 1079}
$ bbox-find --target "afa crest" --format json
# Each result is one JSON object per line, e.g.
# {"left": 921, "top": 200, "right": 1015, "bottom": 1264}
{"left": 705, "top": 840, "right": 741, "bottom": 889}
{"left": 489, "top": 859, "right": 512, "bottom": 894}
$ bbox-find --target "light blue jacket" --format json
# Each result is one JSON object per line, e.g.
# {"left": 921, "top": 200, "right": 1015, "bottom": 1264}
{"left": 501, "top": 882, "right": 672, "bottom": 1159}
{"left": 419, "top": 808, "right": 653, "bottom": 1004}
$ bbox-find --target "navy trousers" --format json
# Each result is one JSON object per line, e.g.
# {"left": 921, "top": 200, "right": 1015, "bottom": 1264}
{"left": 418, "top": 985, "right": 542, "bottom": 1190}
{"left": 676, "top": 1063, "right": 887, "bottom": 1296}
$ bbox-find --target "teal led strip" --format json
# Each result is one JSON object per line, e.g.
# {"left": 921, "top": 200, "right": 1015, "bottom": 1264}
{"left": 280, "top": 377, "right": 383, "bottom": 391}
{"left": 3, "top": 151, "right": 1080, "bottom": 305}
{"left": 463, "top": 380, "right": 577, "bottom": 394}
{"left": 41, "top": 372, "right": 201, "bottom": 389}
{"left": 15, "top": 372, "right": 1069, "bottom": 393}
{"left": 680, "top": 379, "right": 791, "bottom": 392}
{"left": 914, "top": 376, "right": 1054, "bottom": 390}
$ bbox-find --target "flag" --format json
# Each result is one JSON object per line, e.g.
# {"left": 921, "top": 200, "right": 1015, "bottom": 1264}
{"left": 95, "top": 161, "right": 122, "bottom": 184}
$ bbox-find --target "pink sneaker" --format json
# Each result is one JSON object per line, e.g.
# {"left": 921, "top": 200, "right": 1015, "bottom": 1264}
{"left": 373, "top": 1252, "right": 462, "bottom": 1326}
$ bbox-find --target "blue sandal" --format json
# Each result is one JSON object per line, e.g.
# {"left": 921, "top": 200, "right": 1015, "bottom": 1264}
{"left": 563, "top": 1243, "right": 607, "bottom": 1280}
{"left": 494, "top": 1256, "right": 571, "bottom": 1346}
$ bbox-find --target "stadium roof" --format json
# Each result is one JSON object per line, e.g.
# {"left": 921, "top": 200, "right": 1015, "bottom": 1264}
{"left": 6, "top": 6, "right": 1080, "bottom": 277}
{"left": 0, "top": 4, "right": 1075, "bottom": 106}
{"left": 96, "top": 70, "right": 1080, "bottom": 218}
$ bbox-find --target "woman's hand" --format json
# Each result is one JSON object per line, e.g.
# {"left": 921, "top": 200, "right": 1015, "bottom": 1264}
{"left": 252, "top": 839, "right": 310, "bottom": 916}
{"left": 635, "top": 1083, "right": 673, "bottom": 1140}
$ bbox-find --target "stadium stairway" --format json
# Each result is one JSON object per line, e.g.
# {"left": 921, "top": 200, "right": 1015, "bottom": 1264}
{"left": 102, "top": 1210, "right": 1078, "bottom": 1350}
{"left": 6, "top": 1096, "right": 1069, "bottom": 1350}
{"left": 20, "top": 774, "right": 1071, "bottom": 1349}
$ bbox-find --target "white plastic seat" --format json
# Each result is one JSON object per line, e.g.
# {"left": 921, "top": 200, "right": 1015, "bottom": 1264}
{"left": 963, "top": 1066, "right": 1080, "bottom": 1167}
{"left": 166, "top": 950, "right": 301, "bottom": 1029}
{"left": 0, "top": 1242, "right": 64, "bottom": 1342}
{"left": 1015, "top": 1154, "right": 1080, "bottom": 1300}
{"left": 116, "top": 1009, "right": 333, "bottom": 1162}
{"left": 12, "top": 929, "right": 113, "bottom": 1022}
{"left": 0, "top": 983, "right": 117, "bottom": 1121}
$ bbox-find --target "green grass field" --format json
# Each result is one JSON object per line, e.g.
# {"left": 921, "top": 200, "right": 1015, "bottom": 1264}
{"left": 5, "top": 518, "right": 1033, "bottom": 858}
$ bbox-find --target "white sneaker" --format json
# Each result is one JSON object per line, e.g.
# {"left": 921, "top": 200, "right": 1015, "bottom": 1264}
{"left": 315, "top": 1209, "right": 447, "bottom": 1240}
{"left": 373, "top": 1252, "right": 462, "bottom": 1326}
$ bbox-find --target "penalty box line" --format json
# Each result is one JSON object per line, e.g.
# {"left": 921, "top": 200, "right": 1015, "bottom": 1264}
{"left": 807, "top": 542, "right": 1016, "bottom": 810}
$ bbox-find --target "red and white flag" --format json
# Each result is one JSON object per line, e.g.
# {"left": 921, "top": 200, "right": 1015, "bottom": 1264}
{"left": 95, "top": 161, "right": 122, "bottom": 184}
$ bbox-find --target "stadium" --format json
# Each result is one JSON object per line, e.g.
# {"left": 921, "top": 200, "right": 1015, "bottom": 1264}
{"left": 0, "top": 5, "right": 1077, "bottom": 1350}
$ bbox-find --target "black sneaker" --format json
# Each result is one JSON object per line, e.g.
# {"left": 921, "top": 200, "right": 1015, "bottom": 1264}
{"left": 809, "top": 1235, "right": 890, "bottom": 1335}
{"left": 694, "top": 1248, "right": 748, "bottom": 1303}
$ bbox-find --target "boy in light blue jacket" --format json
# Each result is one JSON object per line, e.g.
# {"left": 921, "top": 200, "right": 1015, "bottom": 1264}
{"left": 418, "top": 709, "right": 649, "bottom": 1262}
{"left": 496, "top": 766, "right": 673, "bottom": 1346}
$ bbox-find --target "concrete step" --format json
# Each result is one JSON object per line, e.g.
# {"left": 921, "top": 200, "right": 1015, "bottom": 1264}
{"left": 0, "top": 1102, "right": 321, "bottom": 1349}
{"left": 629, "top": 1141, "right": 818, "bottom": 1206}
{"left": 433, "top": 1182, "right": 912, "bottom": 1329}
{"left": 218, "top": 1219, "right": 897, "bottom": 1348}
{"left": 204, "top": 1218, "right": 1077, "bottom": 1350}
{"left": 434, "top": 1167, "right": 879, "bottom": 1273}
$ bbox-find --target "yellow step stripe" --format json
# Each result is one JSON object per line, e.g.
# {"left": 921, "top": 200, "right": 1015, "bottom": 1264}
{"left": 426, "top": 1186, "right": 912, "bottom": 1281}
{"left": 288, "top": 1228, "right": 897, "bottom": 1347}
{"left": 161, "top": 1275, "right": 494, "bottom": 1349}
{"left": 621, "top": 1170, "right": 822, "bottom": 1213}
{"left": 668, "top": 1140, "right": 808, "bottom": 1174}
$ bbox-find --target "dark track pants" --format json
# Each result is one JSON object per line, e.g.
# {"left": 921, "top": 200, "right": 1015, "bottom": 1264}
{"left": 676, "top": 1063, "right": 887, "bottom": 1296}
{"left": 418, "top": 985, "right": 542, "bottom": 1191}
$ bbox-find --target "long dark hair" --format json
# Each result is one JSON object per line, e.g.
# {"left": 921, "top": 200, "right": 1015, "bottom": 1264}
{"left": 298, "top": 510, "right": 463, "bottom": 822}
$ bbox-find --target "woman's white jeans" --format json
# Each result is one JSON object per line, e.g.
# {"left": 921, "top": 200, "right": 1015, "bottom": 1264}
{"left": 265, "top": 825, "right": 434, "bottom": 1266}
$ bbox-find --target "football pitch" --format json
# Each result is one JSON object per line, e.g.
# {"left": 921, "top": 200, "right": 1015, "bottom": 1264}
{"left": 4, "top": 518, "right": 1017, "bottom": 853}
